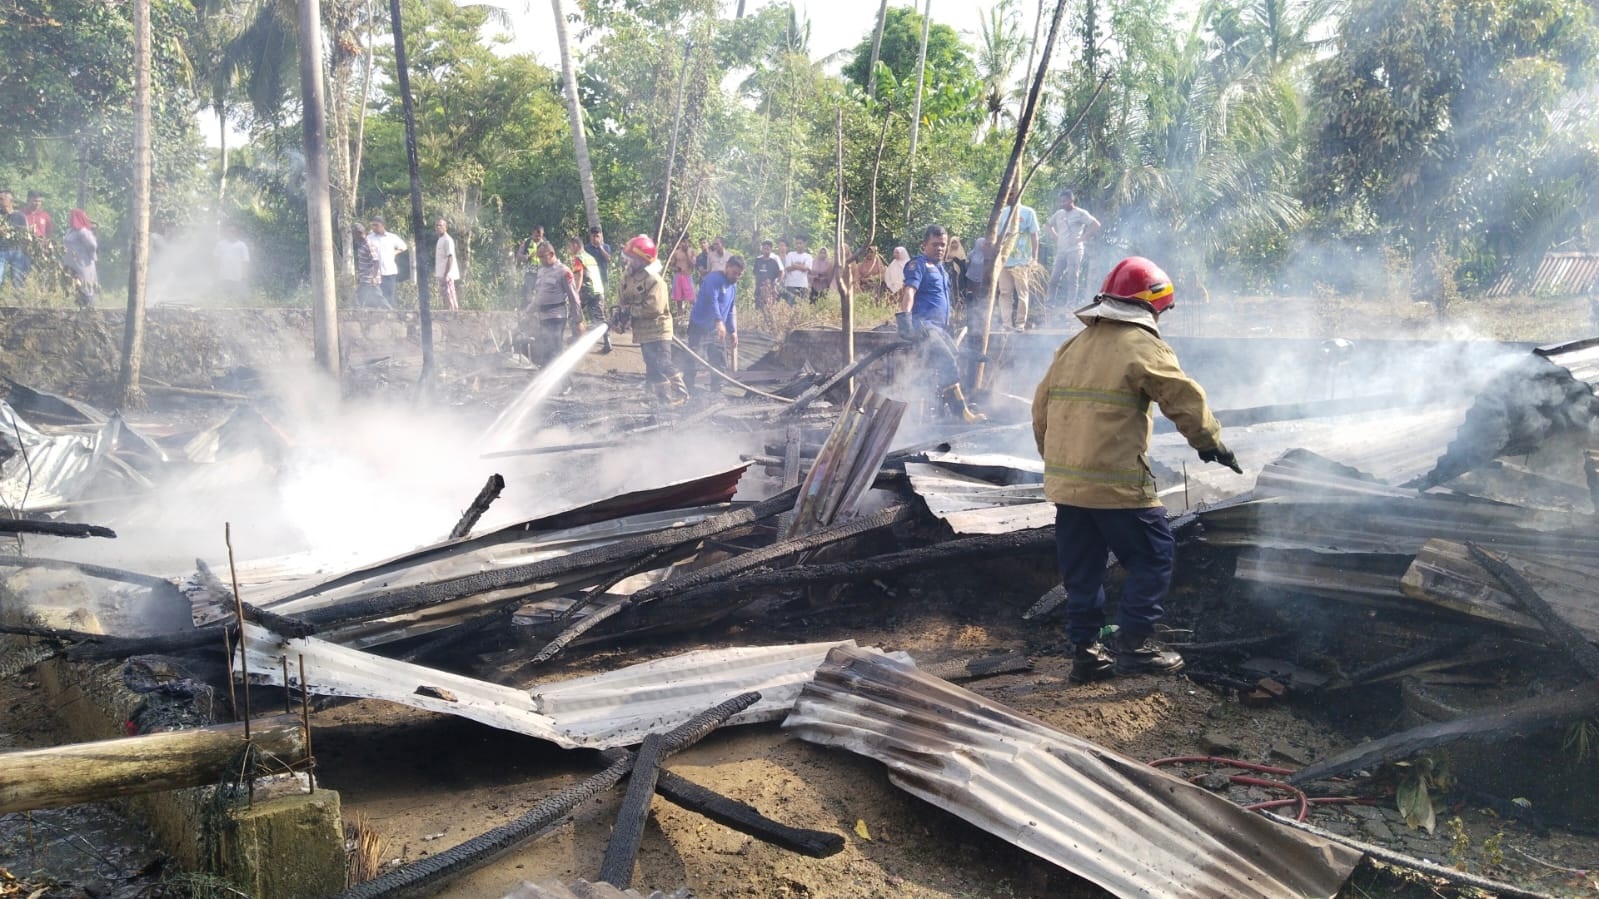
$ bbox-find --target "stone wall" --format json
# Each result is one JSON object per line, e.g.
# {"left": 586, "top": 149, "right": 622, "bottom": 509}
{"left": 0, "top": 307, "right": 517, "bottom": 399}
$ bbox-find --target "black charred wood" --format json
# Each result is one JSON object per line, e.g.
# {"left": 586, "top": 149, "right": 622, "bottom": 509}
{"left": 1467, "top": 542, "right": 1599, "bottom": 681}
{"left": 597, "top": 749, "right": 845, "bottom": 858}
{"left": 0, "top": 520, "right": 116, "bottom": 539}
{"left": 449, "top": 474, "right": 506, "bottom": 540}
{"left": 598, "top": 733, "right": 665, "bottom": 889}
{"left": 1289, "top": 681, "right": 1599, "bottom": 786}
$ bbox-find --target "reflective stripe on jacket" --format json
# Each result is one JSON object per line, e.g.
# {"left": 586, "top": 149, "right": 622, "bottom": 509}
{"left": 1031, "top": 315, "right": 1221, "bottom": 508}
{"left": 620, "top": 266, "right": 674, "bottom": 344}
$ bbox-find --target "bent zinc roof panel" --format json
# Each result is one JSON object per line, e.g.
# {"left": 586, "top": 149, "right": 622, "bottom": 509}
{"left": 784, "top": 645, "right": 1362, "bottom": 899}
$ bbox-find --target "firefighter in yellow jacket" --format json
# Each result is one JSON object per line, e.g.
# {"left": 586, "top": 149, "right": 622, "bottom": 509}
{"left": 616, "top": 234, "right": 689, "bottom": 406}
{"left": 1032, "top": 256, "right": 1241, "bottom": 684}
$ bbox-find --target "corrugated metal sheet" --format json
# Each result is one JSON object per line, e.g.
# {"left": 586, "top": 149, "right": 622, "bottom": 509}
{"left": 903, "top": 461, "right": 1053, "bottom": 534}
{"left": 784, "top": 645, "right": 1362, "bottom": 899}
{"left": 242, "top": 627, "right": 878, "bottom": 750}
{"left": 1535, "top": 337, "right": 1599, "bottom": 393}
{"left": 1489, "top": 252, "right": 1599, "bottom": 297}
{"left": 0, "top": 401, "right": 105, "bottom": 511}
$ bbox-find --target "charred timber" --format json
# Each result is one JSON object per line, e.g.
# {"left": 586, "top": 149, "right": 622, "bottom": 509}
{"left": 338, "top": 692, "right": 760, "bottom": 899}
{"left": 1289, "top": 682, "right": 1599, "bottom": 785}
{"left": 528, "top": 504, "right": 917, "bottom": 664}
{"left": 1467, "top": 542, "right": 1599, "bottom": 681}
{"left": 598, "top": 733, "right": 665, "bottom": 888}
{"left": 448, "top": 473, "right": 506, "bottom": 540}
{"left": 0, "top": 555, "right": 174, "bottom": 589}
{"left": 66, "top": 487, "right": 808, "bottom": 663}
{"left": 0, "top": 520, "right": 116, "bottom": 539}
{"left": 0, "top": 714, "right": 304, "bottom": 814}
{"left": 774, "top": 342, "right": 909, "bottom": 420}
{"left": 596, "top": 748, "right": 844, "bottom": 858}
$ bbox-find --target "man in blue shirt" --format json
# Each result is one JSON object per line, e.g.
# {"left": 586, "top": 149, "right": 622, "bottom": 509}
{"left": 896, "top": 225, "right": 984, "bottom": 423}
{"left": 684, "top": 255, "right": 743, "bottom": 394}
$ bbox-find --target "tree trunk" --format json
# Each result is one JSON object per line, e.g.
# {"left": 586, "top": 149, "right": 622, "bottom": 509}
{"left": 903, "top": 0, "right": 931, "bottom": 225}
{"left": 836, "top": 108, "right": 853, "bottom": 393}
{"left": 553, "top": 0, "right": 601, "bottom": 231}
{"left": 0, "top": 715, "right": 306, "bottom": 815}
{"left": 389, "top": 0, "right": 434, "bottom": 378}
{"left": 866, "top": 0, "right": 889, "bottom": 99}
{"left": 216, "top": 102, "right": 230, "bottom": 202}
{"left": 352, "top": 0, "right": 376, "bottom": 201}
{"left": 867, "top": 103, "right": 892, "bottom": 248}
{"left": 974, "top": 0, "right": 1069, "bottom": 387}
{"left": 117, "top": 0, "right": 151, "bottom": 410}
{"left": 656, "top": 38, "right": 693, "bottom": 246}
{"left": 300, "top": 0, "right": 341, "bottom": 377}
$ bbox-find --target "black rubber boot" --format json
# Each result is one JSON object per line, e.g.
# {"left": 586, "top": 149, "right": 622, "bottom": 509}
{"left": 1113, "top": 632, "right": 1185, "bottom": 676}
{"left": 1067, "top": 641, "right": 1116, "bottom": 684}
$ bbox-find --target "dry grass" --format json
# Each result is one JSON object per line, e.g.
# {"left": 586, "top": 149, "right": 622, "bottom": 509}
{"left": 343, "top": 812, "right": 387, "bottom": 888}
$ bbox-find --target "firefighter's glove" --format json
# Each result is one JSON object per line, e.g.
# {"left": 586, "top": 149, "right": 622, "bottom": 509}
{"left": 610, "top": 308, "right": 632, "bottom": 334}
{"left": 1198, "top": 442, "right": 1242, "bottom": 474}
{"left": 895, "top": 312, "right": 920, "bottom": 343}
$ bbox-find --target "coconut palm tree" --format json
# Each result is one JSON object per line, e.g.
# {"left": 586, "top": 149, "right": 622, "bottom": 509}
{"left": 552, "top": 0, "right": 600, "bottom": 230}
{"left": 974, "top": 0, "right": 1025, "bottom": 135}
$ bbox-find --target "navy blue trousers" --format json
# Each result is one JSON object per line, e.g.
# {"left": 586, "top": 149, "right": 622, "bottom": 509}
{"left": 1054, "top": 504, "right": 1175, "bottom": 646}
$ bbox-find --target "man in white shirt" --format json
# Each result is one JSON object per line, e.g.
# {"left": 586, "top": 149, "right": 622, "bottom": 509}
{"left": 213, "top": 223, "right": 250, "bottom": 300}
{"left": 995, "top": 187, "right": 1040, "bottom": 329}
{"left": 782, "top": 236, "right": 813, "bottom": 305}
{"left": 434, "top": 218, "right": 460, "bottom": 311}
{"left": 1047, "top": 189, "right": 1101, "bottom": 310}
{"left": 367, "top": 215, "right": 407, "bottom": 309}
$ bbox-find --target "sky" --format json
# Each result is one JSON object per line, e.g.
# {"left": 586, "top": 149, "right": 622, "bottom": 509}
{"left": 501, "top": 0, "right": 1004, "bottom": 70}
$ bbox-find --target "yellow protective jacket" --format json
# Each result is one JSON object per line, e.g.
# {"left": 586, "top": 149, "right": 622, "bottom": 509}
{"left": 1031, "top": 301, "right": 1223, "bottom": 508}
{"left": 619, "top": 265, "right": 674, "bottom": 345}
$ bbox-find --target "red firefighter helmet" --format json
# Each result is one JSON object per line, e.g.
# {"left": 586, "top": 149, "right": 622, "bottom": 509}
{"left": 1097, "top": 256, "right": 1175, "bottom": 313}
{"left": 624, "top": 234, "right": 658, "bottom": 263}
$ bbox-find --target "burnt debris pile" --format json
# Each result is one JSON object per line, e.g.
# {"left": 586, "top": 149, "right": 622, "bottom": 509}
{"left": 2, "top": 333, "right": 1599, "bottom": 898}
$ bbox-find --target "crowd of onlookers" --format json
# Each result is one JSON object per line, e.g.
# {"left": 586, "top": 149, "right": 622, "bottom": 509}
{"left": 0, "top": 188, "right": 100, "bottom": 307}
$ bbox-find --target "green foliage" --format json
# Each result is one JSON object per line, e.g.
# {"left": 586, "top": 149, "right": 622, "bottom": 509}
{"left": 842, "top": 6, "right": 978, "bottom": 97}
{"left": 1306, "top": 0, "right": 1599, "bottom": 277}
{"left": 1563, "top": 717, "right": 1599, "bottom": 764}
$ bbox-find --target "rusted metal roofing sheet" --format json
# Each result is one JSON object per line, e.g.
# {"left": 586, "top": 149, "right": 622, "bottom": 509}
{"left": 1489, "top": 252, "right": 1599, "bottom": 297}
{"left": 243, "top": 626, "right": 880, "bottom": 749}
{"left": 784, "top": 645, "right": 1362, "bottom": 899}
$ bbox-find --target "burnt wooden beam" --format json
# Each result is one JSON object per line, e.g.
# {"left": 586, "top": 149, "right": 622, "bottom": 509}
{"left": 1467, "top": 541, "right": 1599, "bottom": 681}
{"left": 528, "top": 504, "right": 917, "bottom": 665}
{"left": 0, "top": 714, "right": 304, "bottom": 814}
{"left": 1289, "top": 682, "right": 1599, "bottom": 785}
{"left": 598, "top": 733, "right": 666, "bottom": 889}
{"left": 774, "top": 341, "right": 909, "bottom": 420}
{"left": 0, "top": 555, "right": 172, "bottom": 589}
{"left": 0, "top": 520, "right": 116, "bottom": 539}
{"left": 448, "top": 474, "right": 505, "bottom": 540}
{"left": 339, "top": 692, "right": 760, "bottom": 899}
{"left": 596, "top": 748, "right": 844, "bottom": 858}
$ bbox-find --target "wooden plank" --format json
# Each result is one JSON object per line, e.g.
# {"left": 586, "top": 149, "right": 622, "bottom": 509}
{"left": 1401, "top": 539, "right": 1599, "bottom": 641}
{"left": 0, "top": 715, "right": 304, "bottom": 814}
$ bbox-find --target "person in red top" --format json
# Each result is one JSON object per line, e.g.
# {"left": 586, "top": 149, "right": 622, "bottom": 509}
{"left": 22, "top": 191, "right": 52, "bottom": 240}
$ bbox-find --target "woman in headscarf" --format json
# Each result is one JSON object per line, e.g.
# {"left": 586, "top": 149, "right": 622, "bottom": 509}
{"left": 853, "top": 244, "right": 885, "bottom": 300}
{"left": 883, "top": 246, "right": 910, "bottom": 297}
{"left": 809, "top": 246, "right": 834, "bottom": 299}
{"left": 62, "top": 209, "right": 97, "bottom": 308}
{"left": 943, "top": 236, "right": 969, "bottom": 317}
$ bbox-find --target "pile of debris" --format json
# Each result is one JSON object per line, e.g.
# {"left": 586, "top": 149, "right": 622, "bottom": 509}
{"left": 2, "top": 332, "right": 1599, "bottom": 898}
